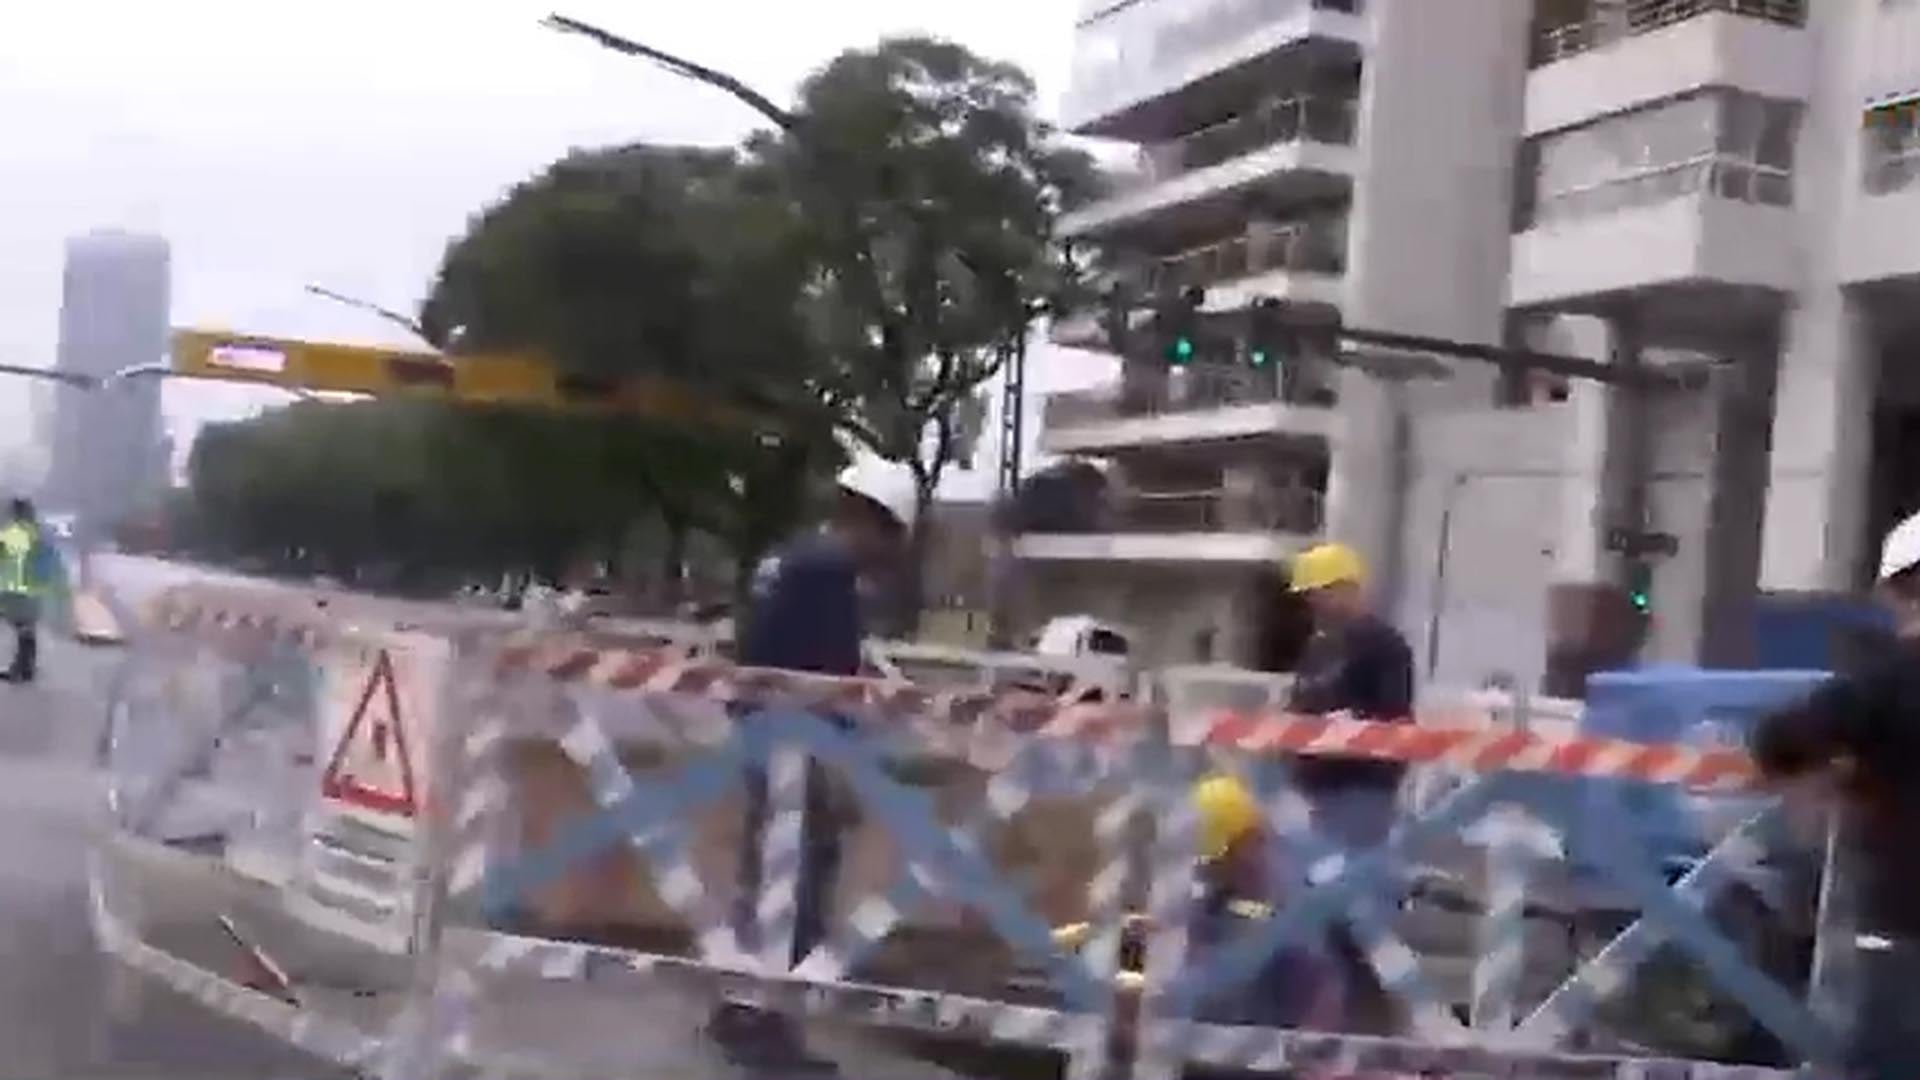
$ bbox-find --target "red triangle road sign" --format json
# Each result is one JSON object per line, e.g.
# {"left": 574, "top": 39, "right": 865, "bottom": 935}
{"left": 320, "top": 649, "right": 418, "bottom": 817}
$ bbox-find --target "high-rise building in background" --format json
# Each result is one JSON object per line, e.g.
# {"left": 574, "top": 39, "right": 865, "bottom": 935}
{"left": 45, "top": 231, "right": 171, "bottom": 536}
{"left": 1018, "top": 0, "right": 1920, "bottom": 684}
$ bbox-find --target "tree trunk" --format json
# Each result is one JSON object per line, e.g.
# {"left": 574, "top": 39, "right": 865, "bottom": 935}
{"left": 886, "top": 478, "right": 939, "bottom": 640}
{"left": 660, "top": 522, "right": 688, "bottom": 612}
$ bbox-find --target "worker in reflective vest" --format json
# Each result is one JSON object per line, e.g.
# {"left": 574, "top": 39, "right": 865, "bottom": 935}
{"left": 0, "top": 498, "right": 46, "bottom": 683}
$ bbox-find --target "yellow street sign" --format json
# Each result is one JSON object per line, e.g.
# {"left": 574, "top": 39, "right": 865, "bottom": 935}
{"left": 169, "top": 330, "right": 756, "bottom": 427}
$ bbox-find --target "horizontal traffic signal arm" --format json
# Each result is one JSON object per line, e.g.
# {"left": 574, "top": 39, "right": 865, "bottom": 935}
{"left": 1103, "top": 296, "right": 1710, "bottom": 392}
{"left": 169, "top": 330, "right": 762, "bottom": 427}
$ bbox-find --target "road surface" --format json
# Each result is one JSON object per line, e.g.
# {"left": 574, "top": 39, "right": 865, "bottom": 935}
{"left": 0, "top": 631, "right": 352, "bottom": 1080}
{"left": 0, "top": 556, "right": 987, "bottom": 1080}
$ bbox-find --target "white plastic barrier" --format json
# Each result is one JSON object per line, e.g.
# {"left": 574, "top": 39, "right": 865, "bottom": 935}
{"left": 94, "top": 582, "right": 1859, "bottom": 1080}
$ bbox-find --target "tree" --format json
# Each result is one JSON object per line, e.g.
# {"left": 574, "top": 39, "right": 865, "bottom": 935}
{"left": 769, "top": 38, "right": 1102, "bottom": 631}
{"left": 542, "top": 20, "right": 1107, "bottom": 635}
{"left": 419, "top": 142, "right": 844, "bottom": 600}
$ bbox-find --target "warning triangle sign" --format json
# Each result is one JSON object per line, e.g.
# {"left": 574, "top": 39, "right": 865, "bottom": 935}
{"left": 321, "top": 650, "right": 418, "bottom": 817}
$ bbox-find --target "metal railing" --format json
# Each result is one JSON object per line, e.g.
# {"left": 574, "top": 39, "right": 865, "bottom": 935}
{"left": 1081, "top": 484, "right": 1326, "bottom": 535}
{"left": 1125, "top": 95, "right": 1357, "bottom": 190}
{"left": 1043, "top": 363, "right": 1339, "bottom": 430}
{"left": 1142, "top": 219, "right": 1346, "bottom": 293}
{"left": 1523, "top": 152, "right": 1792, "bottom": 228}
{"left": 1534, "top": 0, "right": 1807, "bottom": 67}
{"left": 1149, "top": 0, "right": 1361, "bottom": 78}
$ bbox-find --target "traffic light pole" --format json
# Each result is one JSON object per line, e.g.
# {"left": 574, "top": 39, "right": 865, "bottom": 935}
{"left": 1332, "top": 322, "right": 1711, "bottom": 392}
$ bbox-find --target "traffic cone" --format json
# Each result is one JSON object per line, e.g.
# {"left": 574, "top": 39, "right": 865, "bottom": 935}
{"left": 69, "top": 588, "right": 123, "bottom": 645}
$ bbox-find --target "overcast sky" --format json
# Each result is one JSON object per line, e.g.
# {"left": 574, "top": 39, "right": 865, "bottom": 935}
{"left": 0, "top": 0, "right": 1108, "bottom": 498}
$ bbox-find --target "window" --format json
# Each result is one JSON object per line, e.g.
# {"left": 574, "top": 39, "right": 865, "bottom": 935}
{"left": 1517, "top": 89, "right": 1799, "bottom": 229}
{"left": 1863, "top": 98, "right": 1920, "bottom": 195}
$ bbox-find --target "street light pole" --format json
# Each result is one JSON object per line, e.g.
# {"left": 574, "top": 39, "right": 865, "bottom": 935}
{"left": 303, "top": 284, "right": 429, "bottom": 343}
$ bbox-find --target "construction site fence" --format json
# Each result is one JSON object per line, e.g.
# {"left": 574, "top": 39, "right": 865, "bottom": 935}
{"left": 93, "top": 583, "right": 1871, "bottom": 1080}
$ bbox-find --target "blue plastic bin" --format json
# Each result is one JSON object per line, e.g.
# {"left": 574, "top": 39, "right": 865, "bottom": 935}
{"left": 1574, "top": 666, "right": 1831, "bottom": 863}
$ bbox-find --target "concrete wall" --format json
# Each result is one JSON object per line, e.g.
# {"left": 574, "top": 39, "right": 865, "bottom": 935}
{"left": 1398, "top": 407, "right": 1571, "bottom": 691}
{"left": 1761, "top": 1, "right": 1885, "bottom": 594}
{"left": 1332, "top": 0, "right": 1533, "bottom": 611}
{"left": 1509, "top": 198, "right": 1801, "bottom": 309}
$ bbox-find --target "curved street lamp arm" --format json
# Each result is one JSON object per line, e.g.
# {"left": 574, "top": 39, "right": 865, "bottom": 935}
{"left": 542, "top": 14, "right": 798, "bottom": 132}
{"left": 303, "top": 284, "right": 429, "bottom": 342}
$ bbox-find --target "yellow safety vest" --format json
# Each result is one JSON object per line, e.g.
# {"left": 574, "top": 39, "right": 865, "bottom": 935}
{"left": 0, "top": 522, "right": 38, "bottom": 596}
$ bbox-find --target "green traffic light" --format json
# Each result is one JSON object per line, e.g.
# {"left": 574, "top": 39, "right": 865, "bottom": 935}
{"left": 1249, "top": 348, "right": 1270, "bottom": 368}
{"left": 1171, "top": 336, "right": 1194, "bottom": 363}
{"left": 1630, "top": 590, "right": 1651, "bottom": 612}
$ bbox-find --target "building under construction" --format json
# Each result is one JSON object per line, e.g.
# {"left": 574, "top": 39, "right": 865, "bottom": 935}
{"left": 1011, "top": 0, "right": 1920, "bottom": 689}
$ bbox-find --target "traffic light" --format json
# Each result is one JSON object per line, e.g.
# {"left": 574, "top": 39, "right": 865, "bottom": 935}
{"left": 1625, "top": 559, "right": 1655, "bottom": 614}
{"left": 1154, "top": 286, "right": 1206, "bottom": 367}
{"left": 1247, "top": 297, "right": 1283, "bottom": 369}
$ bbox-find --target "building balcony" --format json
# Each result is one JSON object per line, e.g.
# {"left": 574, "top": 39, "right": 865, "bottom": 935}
{"left": 1041, "top": 367, "right": 1339, "bottom": 454}
{"left": 1013, "top": 486, "right": 1324, "bottom": 565}
{"left": 1533, "top": 0, "right": 1805, "bottom": 68}
{"left": 1526, "top": 0, "right": 1811, "bottom": 137}
{"left": 1146, "top": 218, "right": 1346, "bottom": 292}
{"left": 1063, "top": 0, "right": 1366, "bottom": 139}
{"left": 1061, "top": 96, "right": 1357, "bottom": 239}
{"left": 1509, "top": 179, "right": 1797, "bottom": 311}
{"left": 1051, "top": 219, "right": 1347, "bottom": 350}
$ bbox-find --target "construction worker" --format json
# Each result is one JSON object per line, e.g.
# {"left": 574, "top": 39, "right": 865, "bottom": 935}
{"left": 1752, "top": 510, "right": 1920, "bottom": 1080}
{"left": 1285, "top": 542, "right": 1415, "bottom": 848}
{"left": 709, "top": 456, "right": 915, "bottom": 1072}
{"left": 1284, "top": 542, "right": 1414, "bottom": 1035}
{"left": 1188, "top": 773, "right": 1342, "bottom": 1032}
{"left": 0, "top": 499, "right": 47, "bottom": 684}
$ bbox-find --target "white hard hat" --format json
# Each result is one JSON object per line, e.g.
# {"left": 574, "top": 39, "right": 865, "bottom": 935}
{"left": 1878, "top": 508, "right": 1920, "bottom": 583}
{"left": 837, "top": 455, "right": 918, "bottom": 532}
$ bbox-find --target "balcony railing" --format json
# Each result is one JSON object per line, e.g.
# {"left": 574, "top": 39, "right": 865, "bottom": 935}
{"left": 1533, "top": 0, "right": 1807, "bottom": 67}
{"left": 1150, "top": 0, "right": 1363, "bottom": 78}
{"left": 1524, "top": 152, "right": 1791, "bottom": 228}
{"left": 1077, "top": 485, "right": 1326, "bottom": 536}
{"left": 1043, "top": 365, "right": 1336, "bottom": 430}
{"left": 1126, "top": 95, "right": 1358, "bottom": 189}
{"left": 1143, "top": 219, "right": 1346, "bottom": 293}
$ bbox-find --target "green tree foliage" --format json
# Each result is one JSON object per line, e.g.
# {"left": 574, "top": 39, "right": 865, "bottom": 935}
{"left": 183, "top": 400, "right": 657, "bottom": 591}
{"left": 762, "top": 37, "right": 1102, "bottom": 630}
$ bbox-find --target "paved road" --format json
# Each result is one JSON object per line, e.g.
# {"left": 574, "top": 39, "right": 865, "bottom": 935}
{"left": 0, "top": 556, "right": 988, "bottom": 1080}
{"left": 0, "top": 633, "right": 352, "bottom": 1080}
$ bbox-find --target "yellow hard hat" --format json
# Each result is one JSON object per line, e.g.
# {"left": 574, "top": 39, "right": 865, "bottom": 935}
{"left": 1289, "top": 542, "right": 1366, "bottom": 593}
{"left": 1192, "top": 773, "right": 1262, "bottom": 862}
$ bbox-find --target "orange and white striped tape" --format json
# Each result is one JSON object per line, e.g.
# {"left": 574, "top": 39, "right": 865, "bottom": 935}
{"left": 1186, "top": 711, "right": 1758, "bottom": 791}
{"left": 142, "top": 587, "right": 1760, "bottom": 789}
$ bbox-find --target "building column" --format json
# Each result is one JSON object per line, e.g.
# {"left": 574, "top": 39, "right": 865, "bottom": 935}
{"left": 1323, "top": 375, "right": 1406, "bottom": 606}
{"left": 1760, "top": 292, "right": 1878, "bottom": 594}
{"left": 1698, "top": 327, "right": 1784, "bottom": 668}
{"left": 1542, "top": 314, "right": 1631, "bottom": 586}
{"left": 1539, "top": 312, "right": 1660, "bottom": 690}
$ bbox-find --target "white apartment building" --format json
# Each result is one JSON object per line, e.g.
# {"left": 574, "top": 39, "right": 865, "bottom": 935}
{"left": 1018, "top": 0, "right": 1920, "bottom": 687}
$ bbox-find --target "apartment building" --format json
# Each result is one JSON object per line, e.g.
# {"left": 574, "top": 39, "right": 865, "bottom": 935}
{"left": 1019, "top": 0, "right": 1920, "bottom": 683}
